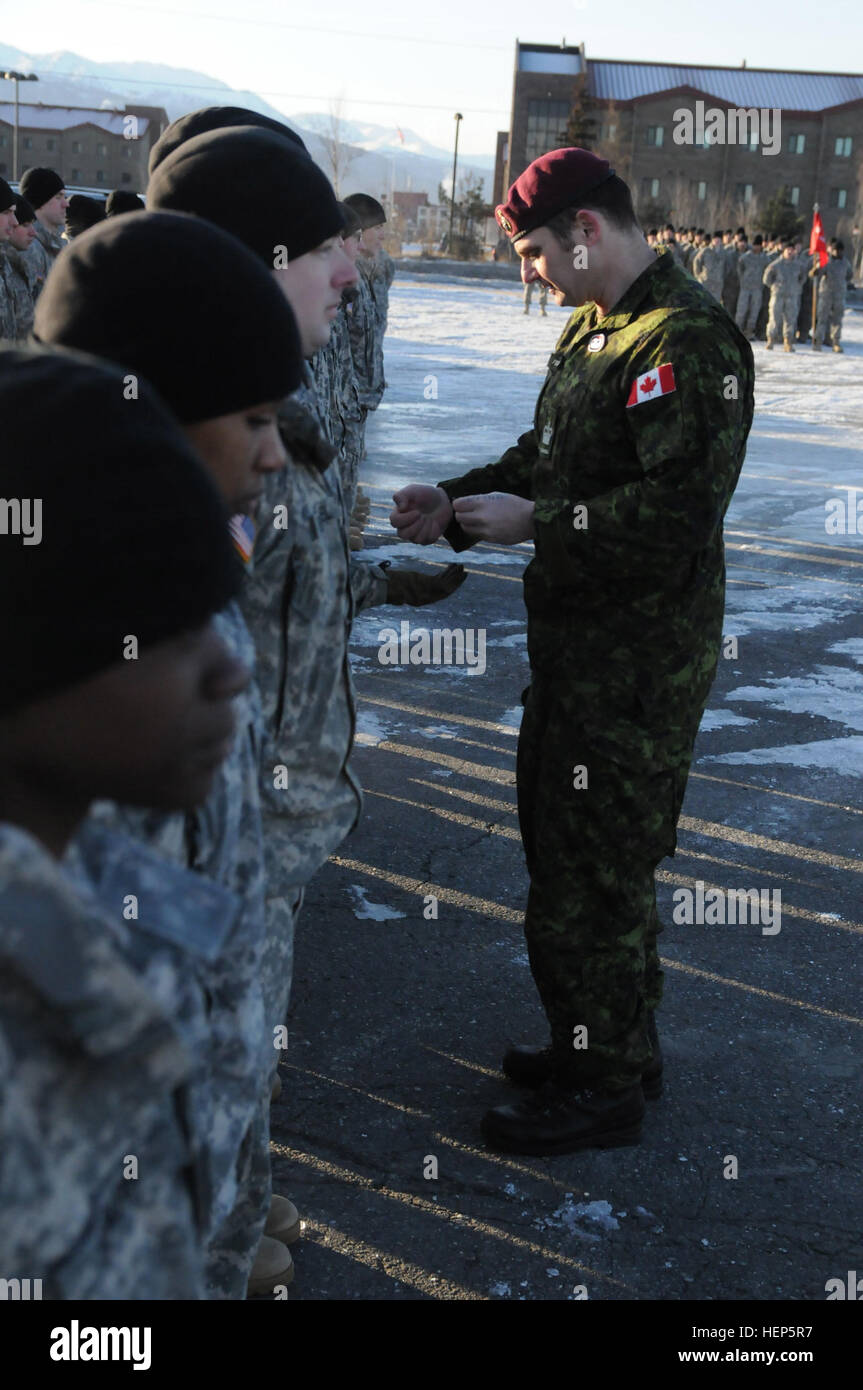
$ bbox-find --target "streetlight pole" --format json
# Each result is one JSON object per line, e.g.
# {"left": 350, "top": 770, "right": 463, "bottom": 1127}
{"left": 1, "top": 70, "right": 39, "bottom": 180}
{"left": 447, "top": 112, "right": 462, "bottom": 257}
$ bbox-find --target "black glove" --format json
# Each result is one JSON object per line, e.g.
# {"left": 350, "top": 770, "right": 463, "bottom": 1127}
{"left": 384, "top": 563, "right": 468, "bottom": 606}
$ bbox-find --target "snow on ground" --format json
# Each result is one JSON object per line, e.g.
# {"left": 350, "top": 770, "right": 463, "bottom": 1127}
{"left": 367, "top": 277, "right": 863, "bottom": 783}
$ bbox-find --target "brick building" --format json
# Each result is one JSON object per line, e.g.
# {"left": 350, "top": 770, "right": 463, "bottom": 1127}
{"left": 0, "top": 103, "right": 168, "bottom": 192}
{"left": 494, "top": 45, "right": 863, "bottom": 242}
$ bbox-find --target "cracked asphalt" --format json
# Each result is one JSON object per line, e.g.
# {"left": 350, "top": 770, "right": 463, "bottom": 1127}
{"left": 268, "top": 275, "right": 863, "bottom": 1304}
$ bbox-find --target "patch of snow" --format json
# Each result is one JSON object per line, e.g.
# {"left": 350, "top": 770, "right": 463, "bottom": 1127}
{"left": 346, "top": 885, "right": 407, "bottom": 922}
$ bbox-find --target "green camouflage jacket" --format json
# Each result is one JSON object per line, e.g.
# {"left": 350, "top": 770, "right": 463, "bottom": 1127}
{"left": 439, "top": 251, "right": 754, "bottom": 751}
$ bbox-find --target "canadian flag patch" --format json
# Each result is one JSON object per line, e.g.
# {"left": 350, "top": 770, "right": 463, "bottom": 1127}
{"left": 625, "top": 363, "right": 676, "bottom": 407}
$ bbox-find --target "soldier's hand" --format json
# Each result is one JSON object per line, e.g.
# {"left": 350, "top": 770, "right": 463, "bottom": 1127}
{"left": 390, "top": 484, "right": 453, "bottom": 544}
{"left": 384, "top": 563, "right": 467, "bottom": 606}
{"left": 453, "top": 492, "right": 535, "bottom": 545}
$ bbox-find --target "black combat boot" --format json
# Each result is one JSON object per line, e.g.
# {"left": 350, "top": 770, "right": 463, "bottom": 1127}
{"left": 502, "top": 1011, "right": 664, "bottom": 1099}
{"left": 481, "top": 1081, "right": 645, "bottom": 1156}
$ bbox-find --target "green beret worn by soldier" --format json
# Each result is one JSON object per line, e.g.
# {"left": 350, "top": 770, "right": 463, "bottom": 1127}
{"left": 0, "top": 348, "right": 247, "bottom": 1298}
{"left": 392, "top": 148, "right": 754, "bottom": 1156}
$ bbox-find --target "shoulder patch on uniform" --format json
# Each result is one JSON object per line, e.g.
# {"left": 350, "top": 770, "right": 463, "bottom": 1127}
{"left": 626, "top": 363, "right": 676, "bottom": 408}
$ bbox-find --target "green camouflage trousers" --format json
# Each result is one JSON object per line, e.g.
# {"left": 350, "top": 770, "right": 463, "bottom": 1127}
{"left": 517, "top": 675, "right": 695, "bottom": 1091}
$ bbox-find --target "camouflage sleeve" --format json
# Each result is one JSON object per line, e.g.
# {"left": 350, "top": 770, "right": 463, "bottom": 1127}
{"left": 436, "top": 429, "right": 539, "bottom": 552}
{"left": 533, "top": 322, "right": 753, "bottom": 587}
{"left": 350, "top": 557, "right": 390, "bottom": 611}
{"left": 763, "top": 261, "right": 777, "bottom": 287}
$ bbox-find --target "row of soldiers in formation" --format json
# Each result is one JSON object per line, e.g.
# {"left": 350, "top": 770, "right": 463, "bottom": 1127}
{"left": 0, "top": 109, "right": 468, "bottom": 1300}
{"left": 646, "top": 225, "right": 855, "bottom": 352}
{"left": 0, "top": 162, "right": 395, "bottom": 545}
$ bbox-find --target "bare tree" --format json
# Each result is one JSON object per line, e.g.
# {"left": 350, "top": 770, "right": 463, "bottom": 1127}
{"left": 321, "top": 98, "right": 361, "bottom": 197}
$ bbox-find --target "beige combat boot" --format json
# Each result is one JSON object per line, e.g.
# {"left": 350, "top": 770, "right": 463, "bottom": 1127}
{"left": 247, "top": 1235, "right": 293, "bottom": 1297}
{"left": 765, "top": 337, "right": 774, "bottom": 350}
{"left": 266, "top": 1194, "right": 302, "bottom": 1246}
{"left": 833, "top": 343, "right": 843, "bottom": 353}
{"left": 783, "top": 339, "right": 794, "bottom": 352}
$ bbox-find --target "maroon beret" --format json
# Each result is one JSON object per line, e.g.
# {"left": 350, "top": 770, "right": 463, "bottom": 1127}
{"left": 496, "top": 147, "right": 615, "bottom": 241}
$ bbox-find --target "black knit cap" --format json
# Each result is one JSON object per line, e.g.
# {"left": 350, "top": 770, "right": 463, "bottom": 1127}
{"left": 0, "top": 347, "right": 240, "bottom": 715}
{"left": 11, "top": 194, "right": 35, "bottom": 224}
{"left": 148, "top": 104, "right": 307, "bottom": 176}
{"left": 19, "top": 167, "right": 64, "bottom": 210}
{"left": 147, "top": 126, "right": 343, "bottom": 265}
{"left": 0, "top": 177, "right": 15, "bottom": 214}
{"left": 65, "top": 194, "right": 106, "bottom": 237}
{"left": 34, "top": 210, "right": 303, "bottom": 421}
{"left": 105, "top": 189, "right": 145, "bottom": 216}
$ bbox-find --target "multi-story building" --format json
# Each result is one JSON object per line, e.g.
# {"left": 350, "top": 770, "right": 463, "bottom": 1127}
{"left": 494, "top": 44, "right": 863, "bottom": 242}
{"left": 0, "top": 103, "right": 168, "bottom": 192}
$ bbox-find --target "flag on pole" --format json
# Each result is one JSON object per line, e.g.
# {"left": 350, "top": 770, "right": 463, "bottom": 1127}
{"left": 396, "top": 127, "right": 405, "bottom": 145}
{"left": 809, "top": 207, "right": 828, "bottom": 267}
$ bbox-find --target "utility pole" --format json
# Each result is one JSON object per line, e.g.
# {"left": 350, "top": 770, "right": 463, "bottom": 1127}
{"left": 447, "top": 112, "right": 462, "bottom": 257}
{"left": 1, "top": 70, "right": 39, "bottom": 180}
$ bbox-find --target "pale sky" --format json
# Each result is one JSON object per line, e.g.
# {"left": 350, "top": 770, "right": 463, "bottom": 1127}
{"left": 1, "top": 0, "right": 860, "bottom": 157}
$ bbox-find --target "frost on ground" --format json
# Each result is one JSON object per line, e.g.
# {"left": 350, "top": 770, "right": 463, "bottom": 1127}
{"left": 536, "top": 1196, "right": 621, "bottom": 1242}
{"left": 346, "top": 885, "right": 407, "bottom": 922}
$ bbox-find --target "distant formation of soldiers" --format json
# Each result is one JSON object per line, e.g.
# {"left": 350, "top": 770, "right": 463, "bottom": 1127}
{"left": 645, "top": 224, "right": 855, "bottom": 352}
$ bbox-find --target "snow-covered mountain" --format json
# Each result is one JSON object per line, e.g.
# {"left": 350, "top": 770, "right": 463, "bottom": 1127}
{"left": 0, "top": 44, "right": 493, "bottom": 201}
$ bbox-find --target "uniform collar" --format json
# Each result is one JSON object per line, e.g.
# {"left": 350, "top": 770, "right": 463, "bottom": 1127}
{"left": 568, "top": 250, "right": 675, "bottom": 347}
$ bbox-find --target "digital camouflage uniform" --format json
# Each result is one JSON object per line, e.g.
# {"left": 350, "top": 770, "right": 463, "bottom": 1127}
{"left": 83, "top": 598, "right": 272, "bottom": 1300}
{"left": 812, "top": 254, "right": 854, "bottom": 347}
{"left": 763, "top": 254, "right": 808, "bottom": 343}
{"left": 735, "top": 248, "right": 768, "bottom": 336}
{"left": 348, "top": 263, "right": 386, "bottom": 466}
{"left": 0, "top": 821, "right": 238, "bottom": 1299}
{"left": 438, "top": 252, "right": 754, "bottom": 1091}
{"left": 25, "top": 220, "right": 65, "bottom": 301}
{"left": 721, "top": 244, "right": 741, "bottom": 317}
{"left": 240, "top": 379, "right": 388, "bottom": 1072}
{"left": 0, "top": 260, "right": 15, "bottom": 342}
{"left": 0, "top": 245, "right": 36, "bottom": 341}
{"left": 691, "top": 244, "right": 725, "bottom": 301}
{"left": 312, "top": 289, "right": 364, "bottom": 517}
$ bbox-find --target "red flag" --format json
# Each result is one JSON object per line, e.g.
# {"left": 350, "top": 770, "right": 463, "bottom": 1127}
{"left": 809, "top": 209, "right": 828, "bottom": 267}
{"left": 396, "top": 126, "right": 405, "bottom": 145}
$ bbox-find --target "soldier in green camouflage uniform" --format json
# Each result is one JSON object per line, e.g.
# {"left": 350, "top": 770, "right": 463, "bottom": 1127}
{"left": 392, "top": 149, "right": 754, "bottom": 1155}
{"left": 34, "top": 211, "right": 305, "bottom": 1298}
{"left": 0, "top": 348, "right": 246, "bottom": 1298}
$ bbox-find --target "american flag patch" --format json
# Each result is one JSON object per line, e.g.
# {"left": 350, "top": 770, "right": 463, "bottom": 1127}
{"left": 625, "top": 362, "right": 676, "bottom": 407}
{"left": 229, "top": 514, "right": 256, "bottom": 565}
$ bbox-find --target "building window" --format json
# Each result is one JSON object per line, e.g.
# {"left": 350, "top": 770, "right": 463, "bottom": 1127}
{"left": 645, "top": 125, "right": 664, "bottom": 147}
{"left": 0, "top": 135, "right": 6, "bottom": 147}
{"left": 23, "top": 136, "right": 32, "bottom": 150}
{"left": 0, "top": 162, "right": 6, "bottom": 175}
{"left": 690, "top": 179, "right": 707, "bottom": 200}
{"left": 46, "top": 137, "right": 55, "bottom": 151}
{"left": 122, "top": 145, "right": 132, "bottom": 158}
{"left": 71, "top": 140, "right": 81, "bottom": 153}
{"left": 789, "top": 187, "right": 800, "bottom": 206}
{"left": 525, "top": 99, "right": 570, "bottom": 166}
{"left": 641, "top": 177, "right": 660, "bottom": 199}
{"left": 788, "top": 133, "right": 805, "bottom": 154}
{"left": 121, "top": 171, "right": 132, "bottom": 184}
{"left": 96, "top": 169, "right": 105, "bottom": 184}
{"left": 735, "top": 183, "right": 754, "bottom": 204}
{"left": 96, "top": 142, "right": 107, "bottom": 157}
{"left": 599, "top": 122, "right": 616, "bottom": 141}
{"left": 830, "top": 188, "right": 848, "bottom": 209}
{"left": 834, "top": 136, "right": 852, "bottom": 157}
